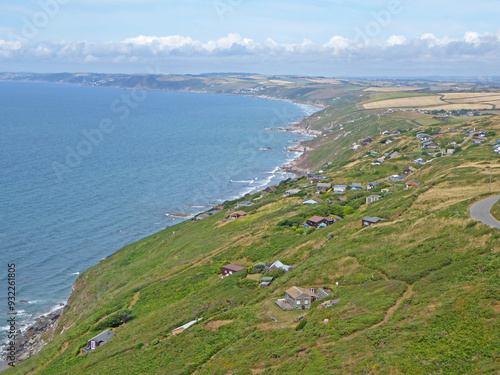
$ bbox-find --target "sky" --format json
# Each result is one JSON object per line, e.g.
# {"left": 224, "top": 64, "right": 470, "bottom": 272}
{"left": 0, "top": 0, "right": 499, "bottom": 77}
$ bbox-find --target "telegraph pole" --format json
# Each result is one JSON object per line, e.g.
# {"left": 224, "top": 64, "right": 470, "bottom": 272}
{"left": 489, "top": 168, "right": 492, "bottom": 194}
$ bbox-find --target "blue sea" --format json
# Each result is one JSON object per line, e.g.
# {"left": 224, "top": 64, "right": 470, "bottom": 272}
{"left": 0, "top": 81, "right": 317, "bottom": 344}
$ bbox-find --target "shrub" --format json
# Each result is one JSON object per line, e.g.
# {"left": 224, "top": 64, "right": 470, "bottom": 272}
{"left": 305, "top": 227, "right": 316, "bottom": 235}
{"left": 252, "top": 263, "right": 266, "bottom": 273}
{"left": 296, "top": 228, "right": 304, "bottom": 234}
{"left": 295, "top": 319, "right": 307, "bottom": 331}
{"left": 266, "top": 268, "right": 285, "bottom": 278}
{"left": 237, "top": 278, "right": 259, "bottom": 289}
{"left": 343, "top": 206, "right": 355, "bottom": 215}
{"left": 93, "top": 309, "right": 134, "bottom": 331}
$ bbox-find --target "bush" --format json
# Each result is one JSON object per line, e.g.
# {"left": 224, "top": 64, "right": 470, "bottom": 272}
{"left": 252, "top": 263, "right": 266, "bottom": 273}
{"left": 237, "top": 278, "right": 259, "bottom": 289}
{"left": 296, "top": 228, "right": 304, "bottom": 234}
{"left": 93, "top": 309, "right": 134, "bottom": 331}
{"left": 305, "top": 227, "right": 316, "bottom": 235}
{"left": 295, "top": 319, "right": 307, "bottom": 331}
{"left": 266, "top": 268, "right": 285, "bottom": 278}
{"left": 343, "top": 206, "right": 355, "bottom": 215}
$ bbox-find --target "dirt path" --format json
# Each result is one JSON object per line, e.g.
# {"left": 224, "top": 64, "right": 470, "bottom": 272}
{"left": 191, "top": 227, "right": 268, "bottom": 268}
{"left": 313, "top": 285, "right": 414, "bottom": 351}
{"left": 128, "top": 291, "right": 141, "bottom": 309}
{"left": 26, "top": 342, "right": 69, "bottom": 375}
{"left": 338, "top": 285, "right": 413, "bottom": 342}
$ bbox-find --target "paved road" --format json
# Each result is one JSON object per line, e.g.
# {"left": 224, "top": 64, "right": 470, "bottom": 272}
{"left": 469, "top": 195, "right": 500, "bottom": 229}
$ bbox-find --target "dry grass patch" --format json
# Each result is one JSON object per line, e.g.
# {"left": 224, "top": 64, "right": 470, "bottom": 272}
{"left": 413, "top": 184, "right": 489, "bottom": 212}
{"left": 205, "top": 320, "right": 233, "bottom": 331}
{"left": 280, "top": 240, "right": 322, "bottom": 261}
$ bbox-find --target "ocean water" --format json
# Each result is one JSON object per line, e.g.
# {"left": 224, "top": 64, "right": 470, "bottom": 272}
{"left": 0, "top": 81, "right": 317, "bottom": 343}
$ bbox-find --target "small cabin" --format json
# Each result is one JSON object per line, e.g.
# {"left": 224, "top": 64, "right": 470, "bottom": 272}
{"left": 362, "top": 216, "right": 382, "bottom": 226}
{"left": 222, "top": 264, "right": 247, "bottom": 276}
{"left": 88, "top": 330, "right": 116, "bottom": 350}
{"left": 229, "top": 211, "right": 247, "bottom": 219}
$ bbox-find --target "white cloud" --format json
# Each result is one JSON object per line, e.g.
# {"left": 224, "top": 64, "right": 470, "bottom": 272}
{"left": 387, "top": 35, "right": 406, "bottom": 47}
{"left": 1, "top": 32, "right": 499, "bottom": 76}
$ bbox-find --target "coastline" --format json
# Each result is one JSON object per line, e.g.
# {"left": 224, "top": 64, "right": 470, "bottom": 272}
{"left": 0, "top": 83, "right": 323, "bottom": 368}
{"left": 0, "top": 307, "right": 63, "bottom": 370}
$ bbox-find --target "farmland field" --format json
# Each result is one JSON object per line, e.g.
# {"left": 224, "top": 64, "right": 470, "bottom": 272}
{"left": 363, "top": 95, "right": 445, "bottom": 109}
{"left": 363, "top": 87, "right": 423, "bottom": 92}
{"left": 420, "top": 103, "right": 494, "bottom": 110}
{"left": 440, "top": 92, "right": 500, "bottom": 99}
{"left": 363, "top": 91, "right": 500, "bottom": 110}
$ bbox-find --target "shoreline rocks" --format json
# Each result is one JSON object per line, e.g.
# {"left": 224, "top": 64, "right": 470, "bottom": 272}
{"left": 1, "top": 308, "right": 63, "bottom": 365}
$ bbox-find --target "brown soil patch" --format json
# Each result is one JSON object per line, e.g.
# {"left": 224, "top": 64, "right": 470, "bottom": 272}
{"left": 491, "top": 302, "right": 500, "bottom": 314}
{"left": 205, "top": 320, "right": 233, "bottom": 331}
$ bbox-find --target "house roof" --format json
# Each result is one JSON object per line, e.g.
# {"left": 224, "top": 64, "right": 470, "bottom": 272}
{"left": 269, "top": 260, "right": 294, "bottom": 272}
{"left": 222, "top": 264, "right": 247, "bottom": 272}
{"left": 367, "top": 195, "right": 382, "bottom": 199}
{"left": 362, "top": 216, "right": 381, "bottom": 224}
{"left": 230, "top": 211, "right": 247, "bottom": 217}
{"left": 317, "top": 183, "right": 332, "bottom": 188}
{"left": 173, "top": 318, "right": 202, "bottom": 333}
{"left": 407, "top": 179, "right": 420, "bottom": 185}
{"left": 286, "top": 189, "right": 301, "bottom": 194}
{"left": 302, "top": 199, "right": 318, "bottom": 204}
{"left": 285, "top": 286, "right": 317, "bottom": 299}
{"left": 312, "top": 197, "right": 323, "bottom": 203}
{"left": 89, "top": 330, "right": 116, "bottom": 344}
{"left": 308, "top": 216, "right": 326, "bottom": 223}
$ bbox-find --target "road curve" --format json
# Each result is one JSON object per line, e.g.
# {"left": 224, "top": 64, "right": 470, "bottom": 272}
{"left": 469, "top": 195, "right": 500, "bottom": 229}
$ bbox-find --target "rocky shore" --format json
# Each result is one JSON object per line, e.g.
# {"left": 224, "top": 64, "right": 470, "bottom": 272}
{"left": 1, "top": 307, "right": 63, "bottom": 367}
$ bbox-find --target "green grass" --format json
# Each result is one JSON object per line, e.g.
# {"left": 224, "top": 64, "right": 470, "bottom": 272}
{"left": 491, "top": 199, "right": 500, "bottom": 221}
{"left": 5, "top": 81, "right": 500, "bottom": 375}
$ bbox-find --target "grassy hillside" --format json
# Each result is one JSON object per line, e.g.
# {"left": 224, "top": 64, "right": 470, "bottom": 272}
{"left": 5, "top": 84, "right": 500, "bottom": 375}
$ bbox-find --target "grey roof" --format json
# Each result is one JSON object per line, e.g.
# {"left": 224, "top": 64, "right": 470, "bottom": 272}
{"left": 89, "top": 330, "right": 116, "bottom": 344}
{"left": 362, "top": 216, "right": 381, "bottom": 223}
{"left": 316, "top": 289, "right": 330, "bottom": 300}
{"left": 367, "top": 195, "right": 382, "bottom": 199}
